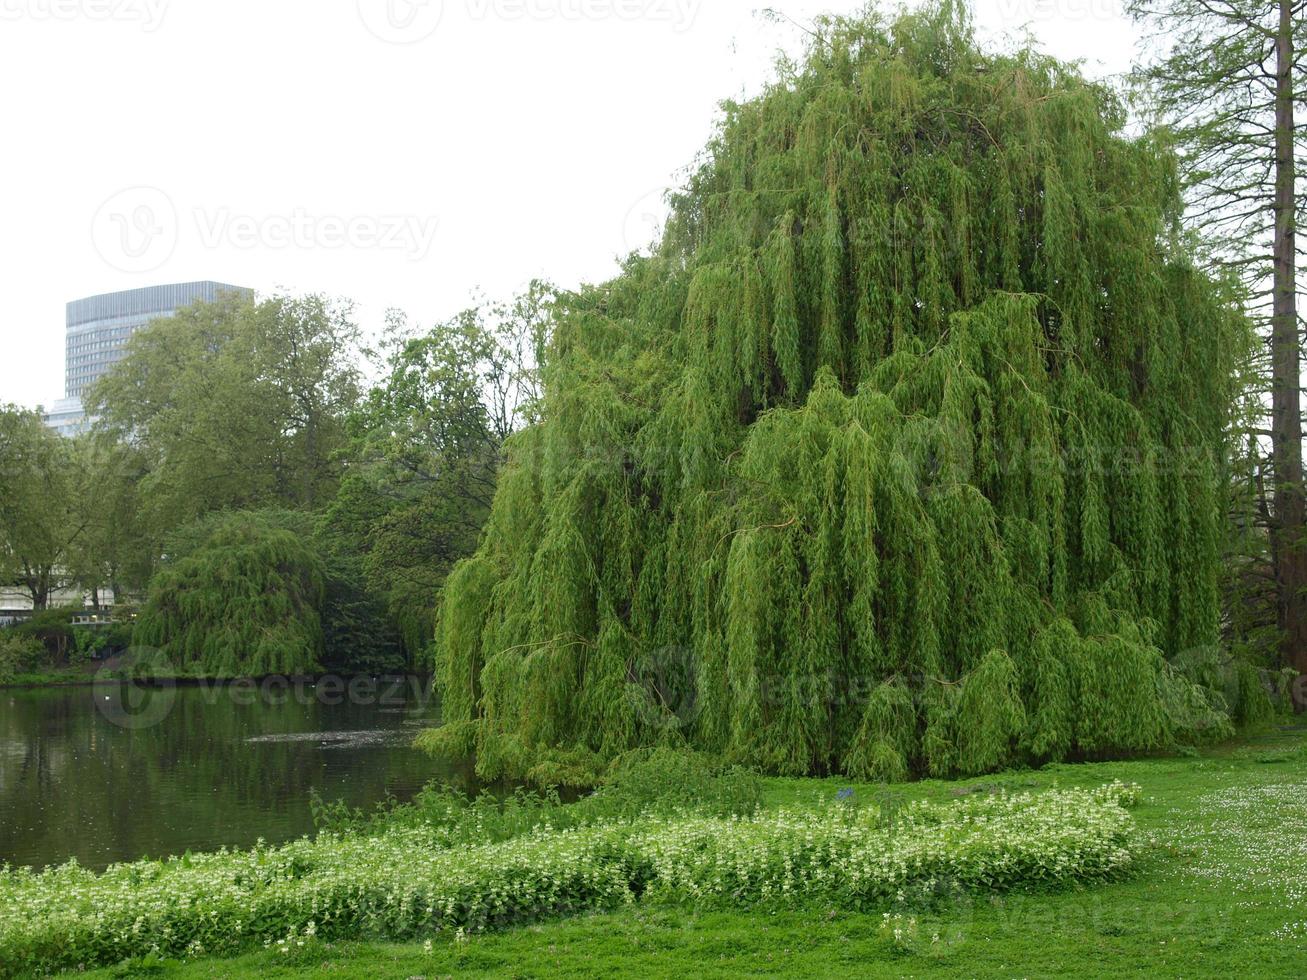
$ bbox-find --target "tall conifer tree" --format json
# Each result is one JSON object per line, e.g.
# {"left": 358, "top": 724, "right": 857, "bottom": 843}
{"left": 1130, "top": 0, "right": 1306, "bottom": 694}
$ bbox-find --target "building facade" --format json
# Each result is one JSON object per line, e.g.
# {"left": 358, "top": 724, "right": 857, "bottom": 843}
{"left": 44, "top": 281, "right": 254, "bottom": 435}
{"left": 43, "top": 396, "right": 92, "bottom": 439}
{"left": 0, "top": 583, "right": 117, "bottom": 626}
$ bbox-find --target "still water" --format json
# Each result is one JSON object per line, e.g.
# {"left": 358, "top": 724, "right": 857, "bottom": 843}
{"left": 0, "top": 677, "right": 462, "bottom": 871}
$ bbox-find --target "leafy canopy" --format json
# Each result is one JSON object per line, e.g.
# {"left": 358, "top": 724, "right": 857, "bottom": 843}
{"left": 0, "top": 406, "right": 90, "bottom": 609}
{"left": 88, "top": 292, "right": 363, "bottom": 535}
{"left": 427, "top": 2, "right": 1252, "bottom": 782}
{"left": 134, "top": 511, "right": 327, "bottom": 677}
{"left": 328, "top": 282, "right": 555, "bottom": 655}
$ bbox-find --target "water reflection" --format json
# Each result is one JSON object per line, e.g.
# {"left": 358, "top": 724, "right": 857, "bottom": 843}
{"left": 0, "top": 678, "right": 460, "bottom": 871}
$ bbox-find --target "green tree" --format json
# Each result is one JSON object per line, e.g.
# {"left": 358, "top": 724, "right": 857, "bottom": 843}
{"left": 134, "top": 511, "right": 327, "bottom": 677}
{"left": 88, "top": 292, "right": 362, "bottom": 535}
{"left": 424, "top": 5, "right": 1251, "bottom": 783}
{"left": 65, "top": 437, "right": 154, "bottom": 604}
{"left": 1129, "top": 0, "right": 1306, "bottom": 686}
{"left": 0, "top": 406, "right": 87, "bottom": 609}
{"left": 328, "top": 282, "right": 555, "bottom": 655}
{"left": 154, "top": 508, "right": 404, "bottom": 675}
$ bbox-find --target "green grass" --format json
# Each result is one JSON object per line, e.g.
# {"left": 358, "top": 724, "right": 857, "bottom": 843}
{"left": 69, "top": 723, "right": 1307, "bottom": 978}
{"left": 1, "top": 669, "right": 224, "bottom": 689}
{"left": 0, "top": 667, "right": 99, "bottom": 688}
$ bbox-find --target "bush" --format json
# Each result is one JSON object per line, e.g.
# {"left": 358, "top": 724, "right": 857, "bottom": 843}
{"left": 0, "top": 784, "right": 1139, "bottom": 976}
{"left": 595, "top": 747, "right": 762, "bottom": 818}
{"left": 1, "top": 613, "right": 134, "bottom": 676}
{"left": 314, "top": 749, "right": 761, "bottom": 845}
{"left": 13, "top": 607, "right": 77, "bottom": 666}
{"left": 0, "top": 632, "right": 45, "bottom": 682}
{"left": 629, "top": 783, "right": 1139, "bottom": 907}
{"left": 69, "top": 622, "right": 134, "bottom": 663}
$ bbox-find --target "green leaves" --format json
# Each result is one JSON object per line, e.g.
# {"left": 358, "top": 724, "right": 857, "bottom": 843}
{"left": 88, "top": 292, "right": 361, "bottom": 532}
{"left": 0, "top": 405, "right": 99, "bottom": 610}
{"left": 134, "top": 512, "right": 327, "bottom": 677}
{"left": 425, "top": 4, "right": 1245, "bottom": 782}
{"left": 330, "top": 284, "right": 557, "bottom": 660}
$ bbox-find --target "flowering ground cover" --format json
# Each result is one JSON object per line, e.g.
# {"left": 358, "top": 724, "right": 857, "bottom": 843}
{"left": 7, "top": 723, "right": 1306, "bottom": 978}
{"left": 0, "top": 783, "right": 1136, "bottom": 977}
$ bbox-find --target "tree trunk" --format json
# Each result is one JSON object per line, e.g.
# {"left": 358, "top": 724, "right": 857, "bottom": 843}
{"left": 1270, "top": 0, "right": 1306, "bottom": 707}
{"left": 31, "top": 575, "right": 49, "bottom": 611}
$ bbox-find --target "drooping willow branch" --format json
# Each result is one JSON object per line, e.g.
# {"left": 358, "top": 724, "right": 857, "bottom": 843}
{"left": 424, "top": 2, "right": 1261, "bottom": 785}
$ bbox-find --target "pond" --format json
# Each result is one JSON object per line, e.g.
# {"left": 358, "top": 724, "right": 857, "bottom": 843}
{"left": 0, "top": 677, "right": 464, "bottom": 871}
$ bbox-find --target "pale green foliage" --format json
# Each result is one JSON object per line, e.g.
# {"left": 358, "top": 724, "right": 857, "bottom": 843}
{"left": 0, "top": 406, "right": 89, "bottom": 608}
{"left": 88, "top": 293, "right": 362, "bottom": 534}
{"left": 426, "top": 4, "right": 1249, "bottom": 780}
{"left": 0, "top": 633, "right": 45, "bottom": 683}
{"left": 134, "top": 512, "right": 326, "bottom": 677}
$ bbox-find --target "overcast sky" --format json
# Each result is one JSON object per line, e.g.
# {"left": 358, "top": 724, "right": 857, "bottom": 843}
{"left": 0, "top": 0, "right": 1137, "bottom": 411}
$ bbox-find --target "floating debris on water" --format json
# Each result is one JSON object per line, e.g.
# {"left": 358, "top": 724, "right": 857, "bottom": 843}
{"left": 245, "top": 730, "right": 410, "bottom": 748}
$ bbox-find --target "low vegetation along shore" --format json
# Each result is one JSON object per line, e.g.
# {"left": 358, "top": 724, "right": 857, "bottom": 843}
{"left": 2, "top": 726, "right": 1305, "bottom": 978}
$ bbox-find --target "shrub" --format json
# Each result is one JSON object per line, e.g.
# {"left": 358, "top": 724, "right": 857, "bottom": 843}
{"left": 0, "top": 632, "right": 45, "bottom": 682}
{"left": 595, "top": 747, "right": 762, "bottom": 818}
{"left": 68, "top": 623, "right": 133, "bottom": 664}
{"left": 630, "top": 785, "right": 1138, "bottom": 907}
{"left": 315, "top": 748, "right": 760, "bottom": 843}
{"left": 12, "top": 607, "right": 77, "bottom": 666}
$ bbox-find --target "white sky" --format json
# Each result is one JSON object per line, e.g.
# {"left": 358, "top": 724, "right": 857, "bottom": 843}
{"left": 0, "top": 0, "right": 1138, "bottom": 411}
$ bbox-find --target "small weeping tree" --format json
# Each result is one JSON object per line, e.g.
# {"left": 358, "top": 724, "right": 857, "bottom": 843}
{"left": 135, "top": 512, "right": 326, "bottom": 677}
{"left": 420, "top": 1, "right": 1255, "bottom": 785}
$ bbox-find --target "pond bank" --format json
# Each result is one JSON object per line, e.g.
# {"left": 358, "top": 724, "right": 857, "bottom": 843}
{"left": 0, "top": 679, "right": 449, "bottom": 870}
{"left": 0, "top": 662, "right": 432, "bottom": 690}
{"left": 69, "top": 722, "right": 1307, "bottom": 979}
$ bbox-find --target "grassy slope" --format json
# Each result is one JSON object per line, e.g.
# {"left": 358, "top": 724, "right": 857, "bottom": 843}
{"left": 82, "top": 724, "right": 1307, "bottom": 979}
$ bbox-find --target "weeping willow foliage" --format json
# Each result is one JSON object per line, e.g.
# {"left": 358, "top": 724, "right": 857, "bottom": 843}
{"left": 135, "top": 513, "right": 326, "bottom": 677}
{"left": 425, "top": 3, "right": 1252, "bottom": 783}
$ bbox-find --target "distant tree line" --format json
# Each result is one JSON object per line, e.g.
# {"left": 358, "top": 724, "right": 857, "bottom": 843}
{"left": 0, "top": 281, "right": 554, "bottom": 677}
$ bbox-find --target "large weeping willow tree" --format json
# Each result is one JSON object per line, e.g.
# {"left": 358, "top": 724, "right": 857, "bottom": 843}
{"left": 421, "top": 2, "right": 1253, "bottom": 784}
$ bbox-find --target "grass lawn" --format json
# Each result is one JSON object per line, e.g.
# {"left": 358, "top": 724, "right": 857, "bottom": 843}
{"left": 1, "top": 667, "right": 102, "bottom": 688}
{"left": 77, "top": 723, "right": 1307, "bottom": 979}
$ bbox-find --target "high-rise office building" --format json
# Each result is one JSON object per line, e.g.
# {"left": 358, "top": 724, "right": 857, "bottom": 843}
{"left": 44, "top": 281, "right": 253, "bottom": 437}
